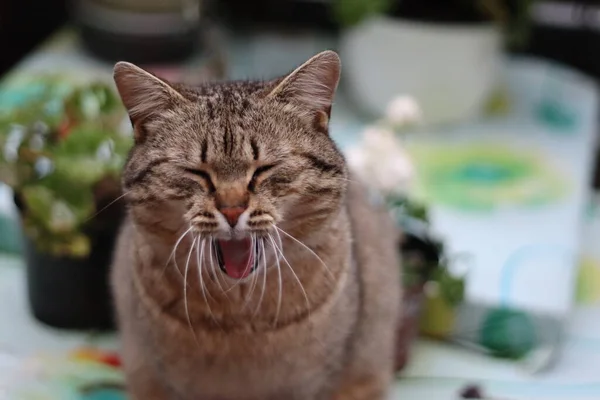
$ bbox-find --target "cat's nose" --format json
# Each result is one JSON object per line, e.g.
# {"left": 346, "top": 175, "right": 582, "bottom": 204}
{"left": 220, "top": 206, "right": 246, "bottom": 227}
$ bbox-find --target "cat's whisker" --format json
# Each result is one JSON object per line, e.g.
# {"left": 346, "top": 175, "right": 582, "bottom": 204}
{"left": 274, "top": 228, "right": 283, "bottom": 253}
{"left": 163, "top": 225, "right": 194, "bottom": 279}
{"left": 272, "top": 233, "right": 283, "bottom": 264}
{"left": 208, "top": 238, "right": 216, "bottom": 278}
{"left": 269, "top": 233, "right": 310, "bottom": 313}
{"left": 209, "top": 239, "right": 229, "bottom": 300}
{"left": 183, "top": 236, "right": 197, "bottom": 341}
{"left": 248, "top": 235, "right": 261, "bottom": 305}
{"left": 273, "top": 225, "right": 335, "bottom": 283}
{"left": 84, "top": 191, "right": 129, "bottom": 223}
{"left": 197, "top": 238, "right": 220, "bottom": 328}
{"left": 242, "top": 235, "right": 259, "bottom": 310}
{"left": 253, "top": 238, "right": 268, "bottom": 318}
{"left": 267, "top": 234, "right": 283, "bottom": 327}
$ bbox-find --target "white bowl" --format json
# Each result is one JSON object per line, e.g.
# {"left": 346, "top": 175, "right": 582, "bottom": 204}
{"left": 340, "top": 16, "right": 502, "bottom": 125}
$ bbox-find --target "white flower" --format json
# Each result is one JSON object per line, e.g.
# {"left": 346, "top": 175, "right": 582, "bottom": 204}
{"left": 346, "top": 125, "right": 415, "bottom": 196}
{"left": 34, "top": 157, "right": 54, "bottom": 178}
{"left": 96, "top": 139, "right": 115, "bottom": 162}
{"left": 345, "top": 146, "right": 368, "bottom": 172}
{"left": 385, "top": 95, "right": 421, "bottom": 127}
{"left": 362, "top": 126, "right": 398, "bottom": 149}
{"left": 118, "top": 115, "right": 134, "bottom": 137}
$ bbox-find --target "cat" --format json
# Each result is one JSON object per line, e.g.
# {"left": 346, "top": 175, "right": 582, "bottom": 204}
{"left": 110, "top": 50, "right": 402, "bottom": 400}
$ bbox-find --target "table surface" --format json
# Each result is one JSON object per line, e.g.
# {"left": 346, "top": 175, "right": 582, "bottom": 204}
{"left": 1, "top": 28, "right": 600, "bottom": 400}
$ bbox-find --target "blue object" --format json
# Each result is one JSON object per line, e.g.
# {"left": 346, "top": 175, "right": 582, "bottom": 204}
{"left": 480, "top": 307, "right": 537, "bottom": 359}
{"left": 454, "top": 162, "right": 520, "bottom": 184}
{"left": 536, "top": 99, "right": 577, "bottom": 131}
{"left": 0, "top": 214, "right": 22, "bottom": 254}
{"left": 81, "top": 386, "right": 127, "bottom": 400}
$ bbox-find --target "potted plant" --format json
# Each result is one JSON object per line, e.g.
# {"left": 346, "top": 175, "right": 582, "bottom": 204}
{"left": 0, "top": 75, "right": 131, "bottom": 330}
{"left": 389, "top": 192, "right": 467, "bottom": 366}
{"left": 393, "top": 199, "right": 445, "bottom": 370}
{"left": 334, "top": 0, "right": 534, "bottom": 125}
{"left": 346, "top": 96, "right": 466, "bottom": 371}
{"left": 417, "top": 246, "right": 467, "bottom": 339}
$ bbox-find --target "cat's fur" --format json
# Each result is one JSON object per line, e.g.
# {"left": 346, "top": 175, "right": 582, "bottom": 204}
{"left": 111, "top": 51, "right": 401, "bottom": 400}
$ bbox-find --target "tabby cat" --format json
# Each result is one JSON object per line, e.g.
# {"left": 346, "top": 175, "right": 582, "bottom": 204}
{"left": 111, "top": 50, "right": 401, "bottom": 400}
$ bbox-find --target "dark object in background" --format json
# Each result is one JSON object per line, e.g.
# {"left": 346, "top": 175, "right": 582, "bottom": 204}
{"left": 215, "top": 0, "right": 514, "bottom": 31}
{"left": 23, "top": 235, "right": 116, "bottom": 330}
{"left": 387, "top": 0, "right": 491, "bottom": 24}
{"left": 15, "top": 183, "right": 124, "bottom": 331}
{"left": 0, "top": 0, "right": 67, "bottom": 76}
{"left": 460, "top": 384, "right": 485, "bottom": 399}
{"left": 394, "top": 283, "right": 424, "bottom": 372}
{"left": 394, "top": 231, "right": 443, "bottom": 372}
{"left": 72, "top": 0, "right": 203, "bottom": 64}
{"left": 215, "top": 0, "right": 339, "bottom": 31}
{"left": 400, "top": 232, "right": 442, "bottom": 277}
{"left": 523, "top": 0, "right": 600, "bottom": 188}
{"left": 527, "top": 0, "right": 600, "bottom": 76}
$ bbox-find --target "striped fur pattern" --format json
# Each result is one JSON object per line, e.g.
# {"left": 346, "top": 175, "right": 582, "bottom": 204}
{"left": 110, "top": 51, "right": 401, "bottom": 400}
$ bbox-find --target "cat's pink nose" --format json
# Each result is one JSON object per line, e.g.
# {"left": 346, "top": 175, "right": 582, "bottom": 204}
{"left": 220, "top": 207, "right": 246, "bottom": 227}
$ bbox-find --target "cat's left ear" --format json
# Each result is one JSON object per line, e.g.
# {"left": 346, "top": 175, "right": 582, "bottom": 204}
{"left": 113, "top": 61, "right": 187, "bottom": 124}
{"left": 267, "top": 50, "right": 341, "bottom": 130}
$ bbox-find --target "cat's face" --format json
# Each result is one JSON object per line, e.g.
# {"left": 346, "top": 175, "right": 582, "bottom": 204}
{"left": 114, "top": 51, "right": 347, "bottom": 280}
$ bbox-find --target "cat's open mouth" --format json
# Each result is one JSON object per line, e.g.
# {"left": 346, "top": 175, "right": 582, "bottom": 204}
{"left": 214, "top": 238, "right": 260, "bottom": 280}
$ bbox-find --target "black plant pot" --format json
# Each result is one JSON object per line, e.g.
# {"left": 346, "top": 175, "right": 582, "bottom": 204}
{"left": 15, "top": 180, "right": 124, "bottom": 331}
{"left": 23, "top": 233, "right": 117, "bottom": 331}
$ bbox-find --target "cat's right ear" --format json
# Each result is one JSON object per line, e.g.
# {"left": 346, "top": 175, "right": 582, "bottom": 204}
{"left": 113, "top": 62, "right": 186, "bottom": 126}
{"left": 266, "top": 50, "right": 341, "bottom": 133}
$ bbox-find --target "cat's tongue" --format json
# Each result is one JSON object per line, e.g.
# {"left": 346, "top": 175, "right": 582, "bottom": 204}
{"left": 218, "top": 238, "right": 253, "bottom": 279}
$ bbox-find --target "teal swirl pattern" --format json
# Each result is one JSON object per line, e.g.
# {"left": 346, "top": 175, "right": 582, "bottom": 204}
{"left": 408, "top": 143, "right": 569, "bottom": 211}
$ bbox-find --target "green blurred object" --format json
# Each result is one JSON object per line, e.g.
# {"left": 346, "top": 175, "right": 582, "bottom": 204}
{"left": 480, "top": 307, "right": 538, "bottom": 359}
{"left": 0, "top": 75, "right": 132, "bottom": 258}
{"left": 419, "top": 288, "right": 458, "bottom": 339}
{"left": 419, "top": 267, "right": 466, "bottom": 339}
{"left": 333, "top": 0, "right": 392, "bottom": 27}
{"left": 484, "top": 87, "right": 511, "bottom": 116}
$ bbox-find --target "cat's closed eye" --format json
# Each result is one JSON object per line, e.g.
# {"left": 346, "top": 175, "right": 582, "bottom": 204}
{"left": 249, "top": 164, "right": 277, "bottom": 191}
{"left": 185, "top": 168, "right": 215, "bottom": 192}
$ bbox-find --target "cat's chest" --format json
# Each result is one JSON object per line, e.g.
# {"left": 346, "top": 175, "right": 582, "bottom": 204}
{"left": 129, "top": 253, "right": 359, "bottom": 399}
{"left": 135, "top": 291, "right": 356, "bottom": 400}
{"left": 147, "top": 326, "right": 345, "bottom": 399}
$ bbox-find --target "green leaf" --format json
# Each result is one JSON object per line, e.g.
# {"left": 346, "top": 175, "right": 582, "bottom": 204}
{"left": 20, "top": 186, "right": 55, "bottom": 229}
{"left": 333, "top": 0, "right": 393, "bottom": 27}
{"left": 431, "top": 267, "right": 466, "bottom": 307}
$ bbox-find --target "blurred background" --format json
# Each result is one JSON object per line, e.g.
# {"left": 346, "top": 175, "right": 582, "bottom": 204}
{"left": 1, "top": 0, "right": 600, "bottom": 399}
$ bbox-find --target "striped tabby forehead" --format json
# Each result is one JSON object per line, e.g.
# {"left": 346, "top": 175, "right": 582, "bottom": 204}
{"left": 129, "top": 83, "right": 344, "bottom": 179}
